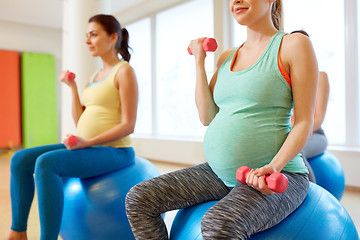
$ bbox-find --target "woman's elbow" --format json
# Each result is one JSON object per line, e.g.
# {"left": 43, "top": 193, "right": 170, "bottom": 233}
{"left": 304, "top": 120, "right": 314, "bottom": 137}
{"left": 120, "top": 120, "right": 136, "bottom": 135}
{"left": 129, "top": 127, "right": 135, "bottom": 135}
{"left": 127, "top": 123, "right": 136, "bottom": 135}
{"left": 199, "top": 115, "right": 213, "bottom": 126}
{"left": 293, "top": 119, "right": 313, "bottom": 133}
{"left": 200, "top": 119, "right": 210, "bottom": 126}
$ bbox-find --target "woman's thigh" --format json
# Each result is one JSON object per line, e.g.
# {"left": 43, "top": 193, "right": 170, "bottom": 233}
{"left": 34, "top": 146, "right": 135, "bottom": 178}
{"left": 302, "top": 132, "right": 328, "bottom": 158}
{"left": 126, "top": 163, "right": 230, "bottom": 214}
{"left": 11, "top": 144, "right": 65, "bottom": 174}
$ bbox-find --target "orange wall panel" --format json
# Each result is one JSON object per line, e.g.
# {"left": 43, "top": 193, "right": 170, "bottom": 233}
{"left": 0, "top": 50, "right": 21, "bottom": 148}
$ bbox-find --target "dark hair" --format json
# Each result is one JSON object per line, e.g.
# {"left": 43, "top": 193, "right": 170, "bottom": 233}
{"left": 291, "top": 30, "right": 310, "bottom": 37}
{"left": 89, "top": 14, "right": 131, "bottom": 62}
{"left": 271, "top": 0, "right": 282, "bottom": 30}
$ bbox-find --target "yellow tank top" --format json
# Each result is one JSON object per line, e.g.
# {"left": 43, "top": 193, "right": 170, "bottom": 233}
{"left": 76, "top": 61, "right": 132, "bottom": 148}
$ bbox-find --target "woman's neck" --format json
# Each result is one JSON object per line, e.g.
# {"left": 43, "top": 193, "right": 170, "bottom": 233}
{"left": 245, "top": 26, "right": 278, "bottom": 48}
{"left": 101, "top": 51, "right": 121, "bottom": 71}
{"left": 244, "top": 14, "right": 278, "bottom": 47}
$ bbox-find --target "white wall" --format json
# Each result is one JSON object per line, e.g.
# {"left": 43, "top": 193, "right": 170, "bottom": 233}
{"left": 0, "top": 20, "right": 62, "bottom": 71}
{"left": 0, "top": 19, "right": 63, "bottom": 137}
{"left": 329, "top": 147, "right": 360, "bottom": 188}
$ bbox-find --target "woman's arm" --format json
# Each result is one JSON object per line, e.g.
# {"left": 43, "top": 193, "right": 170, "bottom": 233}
{"left": 271, "top": 33, "right": 318, "bottom": 171}
{"left": 313, "top": 71, "right": 329, "bottom": 131}
{"left": 72, "top": 64, "right": 138, "bottom": 149}
{"left": 249, "top": 33, "right": 319, "bottom": 194}
{"left": 60, "top": 71, "right": 85, "bottom": 125}
{"left": 189, "top": 38, "right": 233, "bottom": 126}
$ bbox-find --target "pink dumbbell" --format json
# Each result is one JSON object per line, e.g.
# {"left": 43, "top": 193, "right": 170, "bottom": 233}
{"left": 65, "top": 72, "right": 76, "bottom": 81}
{"left": 187, "top": 38, "right": 218, "bottom": 55}
{"left": 236, "top": 166, "right": 288, "bottom": 193}
{"left": 66, "top": 135, "right": 78, "bottom": 147}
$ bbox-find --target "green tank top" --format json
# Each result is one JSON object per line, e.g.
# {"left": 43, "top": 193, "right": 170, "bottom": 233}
{"left": 203, "top": 31, "right": 308, "bottom": 187}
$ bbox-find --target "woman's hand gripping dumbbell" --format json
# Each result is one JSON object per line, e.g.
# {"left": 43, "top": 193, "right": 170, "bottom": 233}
{"left": 60, "top": 71, "right": 76, "bottom": 86}
{"left": 65, "top": 72, "right": 76, "bottom": 81}
{"left": 65, "top": 135, "right": 78, "bottom": 147}
{"left": 187, "top": 38, "right": 218, "bottom": 55}
{"left": 236, "top": 166, "right": 288, "bottom": 193}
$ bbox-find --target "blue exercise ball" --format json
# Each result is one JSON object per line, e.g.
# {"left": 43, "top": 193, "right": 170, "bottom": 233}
{"left": 308, "top": 151, "right": 345, "bottom": 200}
{"left": 60, "top": 157, "right": 160, "bottom": 240}
{"left": 170, "top": 183, "right": 359, "bottom": 240}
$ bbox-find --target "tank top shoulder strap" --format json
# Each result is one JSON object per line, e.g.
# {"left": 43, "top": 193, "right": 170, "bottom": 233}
{"left": 267, "top": 31, "right": 292, "bottom": 88}
{"left": 221, "top": 46, "right": 242, "bottom": 71}
{"left": 267, "top": 30, "right": 287, "bottom": 60}
{"left": 107, "top": 61, "right": 128, "bottom": 80}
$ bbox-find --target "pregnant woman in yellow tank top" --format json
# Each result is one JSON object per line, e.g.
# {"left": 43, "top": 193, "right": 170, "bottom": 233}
{"left": 6, "top": 14, "right": 138, "bottom": 240}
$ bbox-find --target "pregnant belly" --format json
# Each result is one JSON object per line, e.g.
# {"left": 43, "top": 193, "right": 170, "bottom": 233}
{"left": 76, "top": 107, "right": 120, "bottom": 139}
{"left": 203, "top": 115, "right": 284, "bottom": 171}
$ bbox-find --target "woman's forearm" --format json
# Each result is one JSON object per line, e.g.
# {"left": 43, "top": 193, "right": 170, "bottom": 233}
{"left": 270, "top": 120, "right": 313, "bottom": 171}
{"left": 195, "top": 60, "right": 218, "bottom": 126}
{"left": 85, "top": 122, "right": 135, "bottom": 147}
{"left": 71, "top": 84, "right": 84, "bottom": 125}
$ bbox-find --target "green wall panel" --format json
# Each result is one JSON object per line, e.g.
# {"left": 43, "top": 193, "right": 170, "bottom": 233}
{"left": 21, "top": 52, "right": 58, "bottom": 148}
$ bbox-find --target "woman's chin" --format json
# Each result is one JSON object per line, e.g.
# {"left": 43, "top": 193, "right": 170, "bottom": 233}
{"left": 89, "top": 52, "right": 99, "bottom": 57}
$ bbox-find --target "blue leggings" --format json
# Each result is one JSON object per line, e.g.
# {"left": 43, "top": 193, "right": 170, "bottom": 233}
{"left": 10, "top": 144, "right": 135, "bottom": 240}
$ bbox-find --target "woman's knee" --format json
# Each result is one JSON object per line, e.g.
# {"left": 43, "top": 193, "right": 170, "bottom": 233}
{"left": 10, "top": 149, "right": 35, "bottom": 173}
{"left": 201, "top": 204, "right": 246, "bottom": 239}
{"left": 33, "top": 153, "right": 59, "bottom": 176}
{"left": 125, "top": 180, "right": 153, "bottom": 212}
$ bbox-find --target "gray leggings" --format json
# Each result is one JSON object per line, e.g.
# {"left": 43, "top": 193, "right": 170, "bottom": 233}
{"left": 302, "top": 128, "right": 328, "bottom": 159}
{"left": 301, "top": 128, "right": 328, "bottom": 182}
{"left": 125, "top": 163, "right": 309, "bottom": 240}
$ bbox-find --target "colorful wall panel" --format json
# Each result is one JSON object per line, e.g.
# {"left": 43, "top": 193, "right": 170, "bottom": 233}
{"left": 0, "top": 50, "right": 21, "bottom": 148}
{"left": 21, "top": 52, "right": 58, "bottom": 148}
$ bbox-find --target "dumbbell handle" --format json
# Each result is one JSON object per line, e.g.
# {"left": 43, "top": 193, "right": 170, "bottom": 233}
{"left": 188, "top": 38, "right": 218, "bottom": 55}
{"left": 65, "top": 72, "right": 76, "bottom": 81}
{"left": 236, "top": 166, "right": 288, "bottom": 193}
{"left": 66, "top": 135, "right": 78, "bottom": 147}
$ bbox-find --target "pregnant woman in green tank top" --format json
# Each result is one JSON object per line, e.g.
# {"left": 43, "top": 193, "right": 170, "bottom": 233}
{"left": 125, "top": 0, "right": 318, "bottom": 239}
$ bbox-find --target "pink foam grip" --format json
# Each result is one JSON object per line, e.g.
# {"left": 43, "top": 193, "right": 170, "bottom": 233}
{"left": 65, "top": 72, "right": 76, "bottom": 81}
{"left": 188, "top": 38, "right": 218, "bottom": 55}
{"left": 236, "top": 166, "right": 288, "bottom": 193}
{"left": 67, "top": 135, "right": 78, "bottom": 147}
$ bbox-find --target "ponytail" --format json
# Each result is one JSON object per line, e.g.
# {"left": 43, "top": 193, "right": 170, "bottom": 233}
{"left": 117, "top": 28, "right": 131, "bottom": 62}
{"left": 271, "top": 0, "right": 283, "bottom": 30}
{"left": 89, "top": 14, "right": 132, "bottom": 62}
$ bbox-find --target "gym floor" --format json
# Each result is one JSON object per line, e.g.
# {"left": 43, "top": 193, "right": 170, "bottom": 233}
{"left": 0, "top": 151, "right": 359, "bottom": 239}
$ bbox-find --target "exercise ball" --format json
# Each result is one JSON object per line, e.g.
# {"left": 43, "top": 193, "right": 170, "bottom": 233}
{"left": 170, "top": 183, "right": 359, "bottom": 240}
{"left": 308, "top": 151, "right": 345, "bottom": 200}
{"left": 60, "top": 157, "right": 160, "bottom": 240}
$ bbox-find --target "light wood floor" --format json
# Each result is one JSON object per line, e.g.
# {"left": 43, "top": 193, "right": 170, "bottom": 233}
{"left": 0, "top": 151, "right": 359, "bottom": 239}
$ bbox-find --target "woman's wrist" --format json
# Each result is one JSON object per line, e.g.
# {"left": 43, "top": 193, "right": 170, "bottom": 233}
{"left": 195, "top": 57, "right": 205, "bottom": 66}
{"left": 70, "top": 83, "right": 78, "bottom": 92}
{"left": 268, "top": 160, "right": 285, "bottom": 173}
{"left": 85, "top": 138, "right": 96, "bottom": 148}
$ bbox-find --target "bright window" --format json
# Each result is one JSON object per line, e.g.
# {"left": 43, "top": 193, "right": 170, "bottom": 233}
{"left": 155, "top": 0, "right": 214, "bottom": 138}
{"left": 126, "top": 18, "right": 152, "bottom": 135}
{"left": 127, "top": 0, "right": 214, "bottom": 138}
